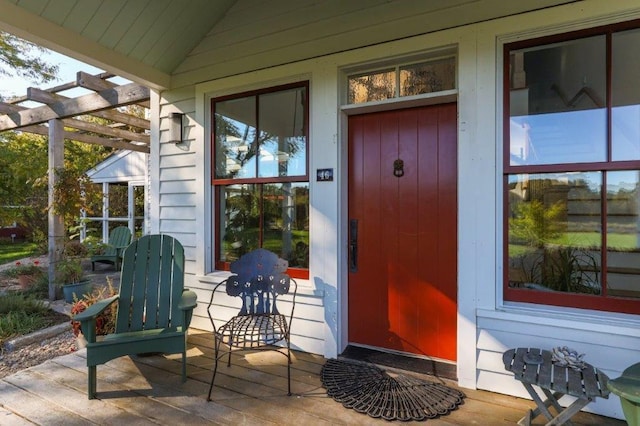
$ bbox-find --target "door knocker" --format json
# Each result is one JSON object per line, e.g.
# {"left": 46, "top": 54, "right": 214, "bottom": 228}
{"left": 393, "top": 159, "right": 404, "bottom": 177}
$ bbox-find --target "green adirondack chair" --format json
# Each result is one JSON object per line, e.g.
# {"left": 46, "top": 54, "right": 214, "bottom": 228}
{"left": 91, "top": 226, "right": 132, "bottom": 271}
{"left": 74, "top": 234, "right": 198, "bottom": 399}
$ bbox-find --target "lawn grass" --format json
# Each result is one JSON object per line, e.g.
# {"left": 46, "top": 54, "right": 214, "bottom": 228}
{"left": 0, "top": 241, "right": 41, "bottom": 266}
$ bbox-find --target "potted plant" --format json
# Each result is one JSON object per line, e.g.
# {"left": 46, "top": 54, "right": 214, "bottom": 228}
{"left": 70, "top": 278, "right": 117, "bottom": 347}
{"left": 57, "top": 256, "right": 93, "bottom": 303}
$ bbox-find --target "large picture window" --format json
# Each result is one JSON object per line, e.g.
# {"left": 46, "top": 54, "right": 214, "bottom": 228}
{"left": 504, "top": 22, "right": 640, "bottom": 314}
{"left": 212, "top": 82, "right": 309, "bottom": 277}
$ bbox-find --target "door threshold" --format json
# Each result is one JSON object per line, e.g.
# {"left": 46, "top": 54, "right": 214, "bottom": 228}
{"left": 339, "top": 344, "right": 457, "bottom": 381}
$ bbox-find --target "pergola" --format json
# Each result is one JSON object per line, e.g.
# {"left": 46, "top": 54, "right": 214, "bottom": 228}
{"left": 0, "top": 71, "right": 150, "bottom": 300}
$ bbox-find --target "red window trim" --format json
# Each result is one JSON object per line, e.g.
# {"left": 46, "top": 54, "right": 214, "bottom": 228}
{"left": 215, "top": 260, "right": 309, "bottom": 280}
{"left": 212, "top": 81, "right": 310, "bottom": 280}
{"left": 503, "top": 20, "right": 640, "bottom": 314}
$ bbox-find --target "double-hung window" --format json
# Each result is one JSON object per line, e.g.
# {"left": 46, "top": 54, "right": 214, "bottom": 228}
{"left": 212, "top": 82, "right": 309, "bottom": 278}
{"left": 504, "top": 22, "right": 640, "bottom": 314}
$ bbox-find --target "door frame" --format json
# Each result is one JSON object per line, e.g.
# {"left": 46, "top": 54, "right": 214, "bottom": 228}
{"left": 338, "top": 94, "right": 458, "bottom": 359}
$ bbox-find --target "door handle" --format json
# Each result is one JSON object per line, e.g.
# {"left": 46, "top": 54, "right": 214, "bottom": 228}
{"left": 349, "top": 219, "right": 358, "bottom": 272}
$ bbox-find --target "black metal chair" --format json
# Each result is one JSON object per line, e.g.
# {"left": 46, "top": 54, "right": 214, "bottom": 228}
{"left": 206, "top": 248, "right": 297, "bottom": 400}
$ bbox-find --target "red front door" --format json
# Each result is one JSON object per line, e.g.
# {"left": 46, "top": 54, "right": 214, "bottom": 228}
{"left": 348, "top": 103, "right": 458, "bottom": 361}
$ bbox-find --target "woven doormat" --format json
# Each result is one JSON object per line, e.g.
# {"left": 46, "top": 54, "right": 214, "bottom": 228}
{"left": 321, "top": 358, "right": 465, "bottom": 422}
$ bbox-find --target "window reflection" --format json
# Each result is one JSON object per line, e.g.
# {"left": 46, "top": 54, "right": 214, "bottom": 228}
{"left": 612, "top": 29, "right": 640, "bottom": 161}
{"left": 509, "top": 36, "right": 607, "bottom": 165}
{"left": 400, "top": 57, "right": 456, "bottom": 96}
{"left": 508, "top": 172, "right": 602, "bottom": 294}
{"left": 348, "top": 69, "right": 395, "bottom": 103}
{"left": 258, "top": 87, "right": 307, "bottom": 178}
{"left": 219, "top": 183, "right": 309, "bottom": 267}
{"left": 607, "top": 171, "right": 640, "bottom": 299}
{"left": 214, "top": 96, "right": 257, "bottom": 179}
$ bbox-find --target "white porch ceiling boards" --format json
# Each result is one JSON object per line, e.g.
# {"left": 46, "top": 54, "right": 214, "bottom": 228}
{"left": 0, "top": 0, "right": 577, "bottom": 90}
{"left": 0, "top": 0, "right": 236, "bottom": 89}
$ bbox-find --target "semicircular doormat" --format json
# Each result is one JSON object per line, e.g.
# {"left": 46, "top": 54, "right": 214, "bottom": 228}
{"left": 321, "top": 358, "right": 465, "bottom": 422}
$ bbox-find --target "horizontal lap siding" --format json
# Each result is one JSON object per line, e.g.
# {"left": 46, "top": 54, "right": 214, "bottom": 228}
{"left": 476, "top": 312, "right": 640, "bottom": 418}
{"left": 190, "top": 282, "right": 326, "bottom": 355}
{"left": 158, "top": 88, "right": 198, "bottom": 294}
{"left": 171, "top": 0, "right": 574, "bottom": 88}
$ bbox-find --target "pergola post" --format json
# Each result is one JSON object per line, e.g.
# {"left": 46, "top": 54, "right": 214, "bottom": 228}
{"left": 48, "top": 118, "right": 65, "bottom": 301}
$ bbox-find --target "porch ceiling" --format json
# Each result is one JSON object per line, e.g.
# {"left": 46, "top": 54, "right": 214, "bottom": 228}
{"left": 0, "top": 0, "right": 577, "bottom": 90}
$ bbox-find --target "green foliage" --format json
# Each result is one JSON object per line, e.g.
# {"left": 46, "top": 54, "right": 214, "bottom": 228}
{"left": 0, "top": 132, "right": 48, "bottom": 229}
{"left": 51, "top": 167, "right": 102, "bottom": 226}
{"left": 55, "top": 257, "right": 84, "bottom": 284}
{"left": 82, "top": 236, "right": 107, "bottom": 256}
{"left": 541, "top": 245, "right": 600, "bottom": 294}
{"left": 509, "top": 200, "right": 565, "bottom": 248}
{"left": 2, "top": 260, "right": 44, "bottom": 278}
{"left": 0, "top": 131, "right": 111, "bottom": 242}
{"left": 22, "top": 272, "right": 50, "bottom": 299}
{"left": 0, "top": 241, "right": 41, "bottom": 265}
{"left": 0, "top": 32, "right": 58, "bottom": 86}
{"left": 0, "top": 293, "right": 52, "bottom": 342}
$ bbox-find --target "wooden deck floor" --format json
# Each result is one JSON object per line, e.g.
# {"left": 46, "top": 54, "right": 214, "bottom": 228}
{"left": 0, "top": 330, "right": 625, "bottom": 425}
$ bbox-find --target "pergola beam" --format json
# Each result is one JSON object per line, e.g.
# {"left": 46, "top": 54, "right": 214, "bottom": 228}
{"left": 18, "top": 124, "right": 150, "bottom": 153}
{"left": 5, "top": 93, "right": 149, "bottom": 144}
{"left": 0, "top": 82, "right": 150, "bottom": 131}
{"left": 0, "top": 99, "right": 149, "bottom": 150}
{"left": 76, "top": 72, "right": 150, "bottom": 108}
{"left": 26, "top": 87, "right": 151, "bottom": 130}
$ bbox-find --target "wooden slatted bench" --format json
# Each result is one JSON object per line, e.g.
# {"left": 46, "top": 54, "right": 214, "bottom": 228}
{"left": 503, "top": 347, "right": 610, "bottom": 426}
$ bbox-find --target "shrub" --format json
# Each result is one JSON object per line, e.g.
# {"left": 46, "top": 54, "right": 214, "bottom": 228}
{"left": 64, "top": 240, "right": 88, "bottom": 257}
{"left": 70, "top": 278, "right": 117, "bottom": 337}
{"left": 3, "top": 259, "right": 44, "bottom": 278}
{"left": 0, "top": 294, "right": 51, "bottom": 341}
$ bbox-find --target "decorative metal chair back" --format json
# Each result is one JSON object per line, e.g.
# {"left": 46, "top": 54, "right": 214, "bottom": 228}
{"left": 207, "top": 248, "right": 297, "bottom": 400}
{"left": 225, "top": 248, "right": 292, "bottom": 316}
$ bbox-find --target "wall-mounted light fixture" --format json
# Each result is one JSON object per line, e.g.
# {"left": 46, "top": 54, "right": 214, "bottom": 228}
{"left": 168, "top": 112, "right": 184, "bottom": 144}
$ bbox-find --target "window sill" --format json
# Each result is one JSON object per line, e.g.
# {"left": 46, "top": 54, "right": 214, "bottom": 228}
{"left": 478, "top": 303, "right": 640, "bottom": 336}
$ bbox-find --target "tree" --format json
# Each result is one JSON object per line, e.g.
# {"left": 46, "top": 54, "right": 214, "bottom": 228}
{"left": 0, "top": 32, "right": 58, "bottom": 91}
{"left": 0, "top": 131, "right": 111, "bottom": 247}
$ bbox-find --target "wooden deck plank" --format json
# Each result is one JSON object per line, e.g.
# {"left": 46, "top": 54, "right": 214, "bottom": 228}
{"left": 0, "top": 404, "right": 35, "bottom": 426}
{"left": 0, "top": 335, "right": 627, "bottom": 426}
{"left": 4, "top": 369, "right": 156, "bottom": 425}
{"left": 0, "top": 379, "right": 91, "bottom": 426}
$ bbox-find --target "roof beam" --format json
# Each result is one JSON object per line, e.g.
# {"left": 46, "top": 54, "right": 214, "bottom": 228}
{"left": 0, "top": 82, "right": 150, "bottom": 131}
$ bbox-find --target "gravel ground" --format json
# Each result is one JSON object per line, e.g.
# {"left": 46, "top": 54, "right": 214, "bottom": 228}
{"left": 0, "top": 255, "right": 101, "bottom": 380}
{"left": 0, "top": 327, "right": 77, "bottom": 379}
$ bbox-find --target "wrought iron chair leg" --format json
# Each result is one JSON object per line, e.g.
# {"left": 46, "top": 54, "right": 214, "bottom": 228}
{"left": 227, "top": 339, "right": 233, "bottom": 367}
{"left": 207, "top": 337, "right": 222, "bottom": 401}
{"left": 287, "top": 339, "right": 292, "bottom": 396}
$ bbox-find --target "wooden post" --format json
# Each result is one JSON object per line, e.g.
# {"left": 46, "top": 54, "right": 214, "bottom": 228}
{"left": 48, "top": 119, "right": 65, "bottom": 301}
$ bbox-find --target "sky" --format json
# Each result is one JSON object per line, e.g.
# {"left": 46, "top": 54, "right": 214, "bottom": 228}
{"left": 0, "top": 47, "right": 128, "bottom": 103}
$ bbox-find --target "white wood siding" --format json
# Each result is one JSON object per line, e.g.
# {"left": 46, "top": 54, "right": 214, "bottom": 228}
{"left": 156, "top": 86, "right": 199, "bottom": 287}
{"left": 87, "top": 151, "right": 148, "bottom": 184}
{"left": 151, "top": 1, "right": 640, "bottom": 419}
{"left": 171, "top": 0, "right": 574, "bottom": 89}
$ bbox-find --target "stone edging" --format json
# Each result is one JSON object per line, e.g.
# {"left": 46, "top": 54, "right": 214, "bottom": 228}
{"left": 3, "top": 322, "right": 71, "bottom": 353}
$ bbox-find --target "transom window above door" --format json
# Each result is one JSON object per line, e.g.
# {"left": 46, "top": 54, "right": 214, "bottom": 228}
{"left": 347, "top": 56, "right": 456, "bottom": 104}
